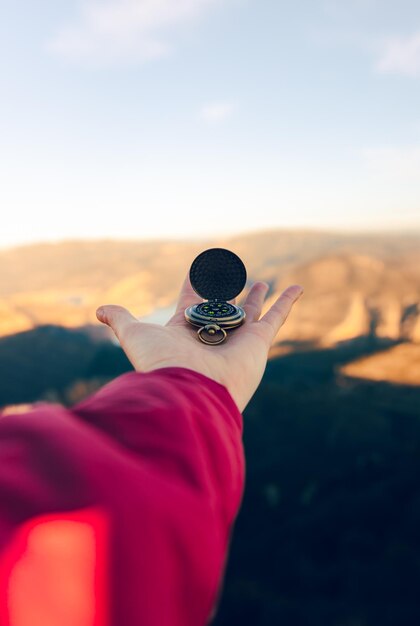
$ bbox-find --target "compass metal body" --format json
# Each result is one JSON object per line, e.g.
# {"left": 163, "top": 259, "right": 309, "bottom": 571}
{"left": 184, "top": 248, "right": 247, "bottom": 345}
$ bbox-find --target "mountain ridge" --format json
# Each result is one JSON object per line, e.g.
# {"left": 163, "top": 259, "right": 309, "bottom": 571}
{"left": 0, "top": 230, "right": 419, "bottom": 386}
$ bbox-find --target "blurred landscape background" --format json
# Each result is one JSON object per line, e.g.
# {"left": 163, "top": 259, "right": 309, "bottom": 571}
{"left": 1, "top": 229, "right": 419, "bottom": 625}
{"left": 1, "top": 0, "right": 420, "bottom": 624}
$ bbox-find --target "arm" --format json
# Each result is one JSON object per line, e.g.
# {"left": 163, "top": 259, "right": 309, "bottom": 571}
{"left": 0, "top": 271, "right": 302, "bottom": 626}
{"left": 0, "top": 367, "right": 244, "bottom": 626}
{"left": 72, "top": 367, "right": 245, "bottom": 528}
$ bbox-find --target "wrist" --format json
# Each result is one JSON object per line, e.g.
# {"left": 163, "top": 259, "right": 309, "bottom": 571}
{"left": 140, "top": 360, "right": 224, "bottom": 387}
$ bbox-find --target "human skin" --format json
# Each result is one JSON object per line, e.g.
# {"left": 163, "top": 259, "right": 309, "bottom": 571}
{"left": 96, "top": 274, "right": 303, "bottom": 413}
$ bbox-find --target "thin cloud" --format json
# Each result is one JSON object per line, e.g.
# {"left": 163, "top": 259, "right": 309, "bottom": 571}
{"left": 47, "top": 0, "right": 224, "bottom": 67}
{"left": 375, "top": 31, "right": 420, "bottom": 77}
{"left": 199, "top": 102, "right": 234, "bottom": 124}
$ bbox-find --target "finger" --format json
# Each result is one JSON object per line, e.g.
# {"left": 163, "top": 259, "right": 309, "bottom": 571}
{"left": 174, "top": 271, "right": 201, "bottom": 315}
{"left": 258, "top": 284, "right": 304, "bottom": 344}
{"left": 96, "top": 305, "right": 139, "bottom": 343}
{"left": 242, "top": 282, "right": 270, "bottom": 322}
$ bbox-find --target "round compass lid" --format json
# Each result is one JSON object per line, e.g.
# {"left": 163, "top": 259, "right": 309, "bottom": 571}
{"left": 189, "top": 248, "right": 247, "bottom": 301}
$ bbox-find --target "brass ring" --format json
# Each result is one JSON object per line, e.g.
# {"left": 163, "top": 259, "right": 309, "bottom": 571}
{"left": 197, "top": 324, "right": 227, "bottom": 345}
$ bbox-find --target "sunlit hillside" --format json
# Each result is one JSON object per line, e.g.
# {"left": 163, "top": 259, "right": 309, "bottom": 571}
{"left": 0, "top": 229, "right": 419, "bottom": 386}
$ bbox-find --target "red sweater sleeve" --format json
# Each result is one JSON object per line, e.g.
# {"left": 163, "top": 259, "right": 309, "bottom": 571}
{"left": 0, "top": 367, "right": 245, "bottom": 626}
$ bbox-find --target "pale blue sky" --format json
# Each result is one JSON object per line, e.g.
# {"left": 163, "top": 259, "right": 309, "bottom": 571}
{"left": 0, "top": 0, "right": 419, "bottom": 247}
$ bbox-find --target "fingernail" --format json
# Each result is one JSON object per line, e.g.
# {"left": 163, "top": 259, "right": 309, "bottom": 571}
{"left": 96, "top": 307, "right": 105, "bottom": 321}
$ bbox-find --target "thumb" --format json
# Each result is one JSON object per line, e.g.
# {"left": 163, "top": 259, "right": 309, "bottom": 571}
{"left": 96, "top": 305, "right": 139, "bottom": 343}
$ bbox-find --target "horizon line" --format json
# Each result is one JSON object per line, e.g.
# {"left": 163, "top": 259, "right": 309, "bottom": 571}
{"left": 1, "top": 225, "right": 420, "bottom": 252}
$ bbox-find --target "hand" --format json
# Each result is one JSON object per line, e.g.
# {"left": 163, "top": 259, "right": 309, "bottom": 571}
{"left": 96, "top": 275, "right": 303, "bottom": 413}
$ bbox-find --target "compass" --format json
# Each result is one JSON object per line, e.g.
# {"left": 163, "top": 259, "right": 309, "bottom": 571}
{"left": 184, "top": 248, "right": 247, "bottom": 345}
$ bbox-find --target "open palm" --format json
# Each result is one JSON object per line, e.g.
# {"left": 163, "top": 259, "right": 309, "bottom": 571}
{"left": 96, "top": 274, "right": 303, "bottom": 412}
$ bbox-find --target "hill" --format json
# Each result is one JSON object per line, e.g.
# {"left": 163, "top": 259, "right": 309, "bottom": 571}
{"left": 1, "top": 229, "right": 419, "bottom": 386}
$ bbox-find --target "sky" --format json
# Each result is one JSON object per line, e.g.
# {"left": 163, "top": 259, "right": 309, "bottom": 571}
{"left": 0, "top": 0, "right": 420, "bottom": 248}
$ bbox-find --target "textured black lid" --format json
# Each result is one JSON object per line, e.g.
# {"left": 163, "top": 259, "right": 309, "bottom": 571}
{"left": 189, "top": 248, "right": 247, "bottom": 301}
